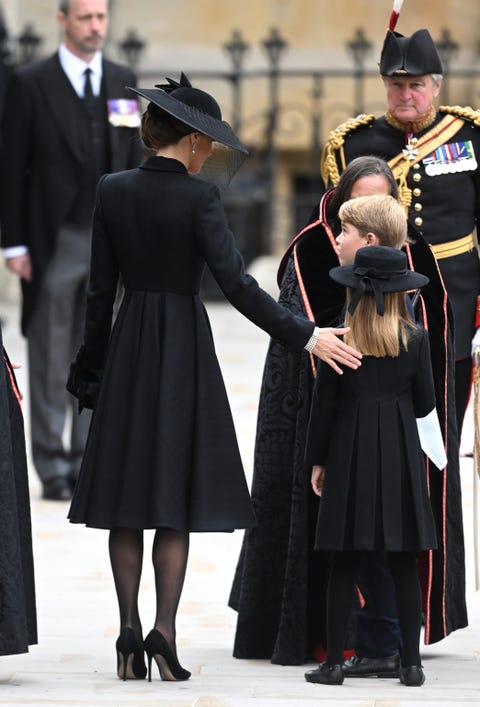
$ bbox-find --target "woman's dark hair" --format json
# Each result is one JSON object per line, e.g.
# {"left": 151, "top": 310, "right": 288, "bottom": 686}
{"left": 327, "top": 156, "right": 399, "bottom": 220}
{"left": 140, "top": 103, "right": 193, "bottom": 152}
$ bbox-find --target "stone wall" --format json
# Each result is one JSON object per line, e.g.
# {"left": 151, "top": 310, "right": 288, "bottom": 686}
{"left": 1, "top": 1, "right": 479, "bottom": 251}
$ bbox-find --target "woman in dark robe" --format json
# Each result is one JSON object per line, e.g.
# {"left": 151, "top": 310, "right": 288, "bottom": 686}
{"left": 0, "top": 324, "right": 37, "bottom": 656}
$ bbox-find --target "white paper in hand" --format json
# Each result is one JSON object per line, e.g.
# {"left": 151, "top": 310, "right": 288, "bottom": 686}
{"left": 416, "top": 408, "right": 448, "bottom": 470}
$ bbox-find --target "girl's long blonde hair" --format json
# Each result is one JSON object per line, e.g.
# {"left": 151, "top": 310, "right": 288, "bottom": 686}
{"left": 344, "top": 289, "right": 415, "bottom": 357}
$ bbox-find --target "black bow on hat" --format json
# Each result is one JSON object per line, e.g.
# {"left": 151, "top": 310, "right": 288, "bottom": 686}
{"left": 347, "top": 266, "right": 393, "bottom": 316}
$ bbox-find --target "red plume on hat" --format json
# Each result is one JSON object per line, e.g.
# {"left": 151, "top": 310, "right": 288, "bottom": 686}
{"left": 389, "top": 0, "right": 404, "bottom": 31}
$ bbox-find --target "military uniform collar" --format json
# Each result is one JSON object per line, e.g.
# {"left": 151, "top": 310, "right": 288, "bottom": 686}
{"left": 384, "top": 105, "right": 437, "bottom": 133}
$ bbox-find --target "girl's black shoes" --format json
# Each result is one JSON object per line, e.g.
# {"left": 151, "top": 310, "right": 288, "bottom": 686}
{"left": 304, "top": 663, "right": 344, "bottom": 685}
{"left": 399, "top": 665, "right": 425, "bottom": 686}
{"left": 144, "top": 628, "right": 191, "bottom": 681}
{"left": 115, "top": 627, "right": 147, "bottom": 681}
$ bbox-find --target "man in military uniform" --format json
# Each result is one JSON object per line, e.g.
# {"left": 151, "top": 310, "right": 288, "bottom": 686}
{"left": 323, "top": 28, "right": 480, "bottom": 438}
{"left": 321, "top": 27, "right": 472, "bottom": 677}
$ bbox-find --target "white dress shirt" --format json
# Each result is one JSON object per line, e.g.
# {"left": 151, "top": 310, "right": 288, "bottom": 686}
{"left": 58, "top": 43, "right": 103, "bottom": 97}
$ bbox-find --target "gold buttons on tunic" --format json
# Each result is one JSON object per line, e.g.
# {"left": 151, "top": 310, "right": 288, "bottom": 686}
{"left": 414, "top": 203, "right": 423, "bottom": 212}
{"left": 413, "top": 173, "right": 422, "bottom": 182}
{"left": 413, "top": 163, "right": 420, "bottom": 170}
{"left": 413, "top": 188, "right": 422, "bottom": 197}
{"left": 414, "top": 216, "right": 423, "bottom": 226}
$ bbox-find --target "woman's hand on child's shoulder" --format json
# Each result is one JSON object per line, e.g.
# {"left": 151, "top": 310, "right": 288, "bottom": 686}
{"left": 313, "top": 327, "right": 362, "bottom": 374}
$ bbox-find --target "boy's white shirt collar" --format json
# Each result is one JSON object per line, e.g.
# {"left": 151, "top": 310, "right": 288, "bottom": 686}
{"left": 58, "top": 43, "right": 103, "bottom": 97}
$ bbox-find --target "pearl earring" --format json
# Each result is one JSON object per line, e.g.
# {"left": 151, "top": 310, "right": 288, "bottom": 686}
{"left": 192, "top": 146, "right": 196, "bottom": 154}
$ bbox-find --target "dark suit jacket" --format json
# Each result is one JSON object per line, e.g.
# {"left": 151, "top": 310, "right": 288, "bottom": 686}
{"left": 0, "top": 52, "right": 142, "bottom": 333}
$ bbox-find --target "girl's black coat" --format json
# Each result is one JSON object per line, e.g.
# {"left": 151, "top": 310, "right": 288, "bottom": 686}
{"left": 306, "top": 328, "right": 437, "bottom": 553}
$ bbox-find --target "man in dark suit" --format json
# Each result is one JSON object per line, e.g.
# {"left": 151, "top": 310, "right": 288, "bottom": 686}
{"left": 0, "top": 0, "right": 142, "bottom": 500}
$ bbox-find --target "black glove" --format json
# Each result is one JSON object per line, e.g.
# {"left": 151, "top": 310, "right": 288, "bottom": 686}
{"left": 66, "top": 346, "right": 101, "bottom": 412}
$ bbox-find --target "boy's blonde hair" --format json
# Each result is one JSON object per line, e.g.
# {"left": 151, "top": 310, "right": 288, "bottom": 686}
{"left": 338, "top": 195, "right": 413, "bottom": 356}
{"left": 338, "top": 194, "right": 407, "bottom": 249}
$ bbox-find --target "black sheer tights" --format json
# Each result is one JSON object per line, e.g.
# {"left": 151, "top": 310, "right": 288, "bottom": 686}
{"left": 152, "top": 527, "right": 189, "bottom": 653}
{"left": 326, "top": 550, "right": 421, "bottom": 667}
{"left": 109, "top": 527, "right": 189, "bottom": 654}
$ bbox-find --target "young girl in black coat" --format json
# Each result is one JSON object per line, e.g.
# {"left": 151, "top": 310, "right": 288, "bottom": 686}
{"left": 304, "top": 196, "right": 437, "bottom": 687}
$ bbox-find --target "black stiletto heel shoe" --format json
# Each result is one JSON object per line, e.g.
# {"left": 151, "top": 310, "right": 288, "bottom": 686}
{"left": 143, "top": 629, "right": 191, "bottom": 681}
{"left": 115, "top": 627, "right": 147, "bottom": 681}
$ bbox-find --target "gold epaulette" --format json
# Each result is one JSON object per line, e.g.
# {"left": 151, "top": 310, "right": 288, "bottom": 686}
{"left": 321, "top": 114, "right": 375, "bottom": 186}
{"left": 439, "top": 105, "right": 480, "bottom": 128}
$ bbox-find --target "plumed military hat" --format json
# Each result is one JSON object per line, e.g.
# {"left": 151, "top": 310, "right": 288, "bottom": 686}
{"left": 379, "top": 29, "right": 443, "bottom": 76}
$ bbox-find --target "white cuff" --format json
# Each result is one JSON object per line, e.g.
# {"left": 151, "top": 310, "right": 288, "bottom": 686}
{"left": 4, "top": 245, "right": 28, "bottom": 258}
{"left": 304, "top": 326, "right": 320, "bottom": 353}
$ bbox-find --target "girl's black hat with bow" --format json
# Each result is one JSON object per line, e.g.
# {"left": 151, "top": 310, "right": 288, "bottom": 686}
{"left": 128, "top": 73, "right": 248, "bottom": 186}
{"left": 329, "top": 246, "right": 429, "bottom": 315}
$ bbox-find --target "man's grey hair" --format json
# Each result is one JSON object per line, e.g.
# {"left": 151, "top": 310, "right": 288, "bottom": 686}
{"left": 382, "top": 73, "right": 443, "bottom": 86}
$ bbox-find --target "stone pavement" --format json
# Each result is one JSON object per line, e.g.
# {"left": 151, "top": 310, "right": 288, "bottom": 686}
{"left": 0, "top": 284, "right": 479, "bottom": 706}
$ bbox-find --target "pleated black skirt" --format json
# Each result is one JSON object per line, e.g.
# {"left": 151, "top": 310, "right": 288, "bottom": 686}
{"left": 68, "top": 290, "right": 255, "bottom": 531}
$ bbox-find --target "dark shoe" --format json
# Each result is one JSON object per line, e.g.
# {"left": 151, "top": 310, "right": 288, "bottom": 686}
{"left": 305, "top": 663, "right": 344, "bottom": 685}
{"left": 116, "top": 627, "right": 147, "bottom": 681}
{"left": 399, "top": 665, "right": 425, "bottom": 686}
{"left": 143, "top": 629, "right": 190, "bottom": 681}
{"left": 343, "top": 654, "right": 400, "bottom": 678}
{"left": 42, "top": 477, "right": 72, "bottom": 501}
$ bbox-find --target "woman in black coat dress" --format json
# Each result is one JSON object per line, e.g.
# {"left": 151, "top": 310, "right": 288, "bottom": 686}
{"left": 304, "top": 207, "right": 437, "bottom": 688}
{"left": 66, "top": 73, "right": 362, "bottom": 682}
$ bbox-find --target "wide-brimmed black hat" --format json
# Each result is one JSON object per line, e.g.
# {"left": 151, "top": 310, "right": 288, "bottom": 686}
{"left": 128, "top": 73, "right": 248, "bottom": 186}
{"left": 329, "top": 246, "right": 429, "bottom": 315}
{"left": 379, "top": 29, "right": 443, "bottom": 76}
